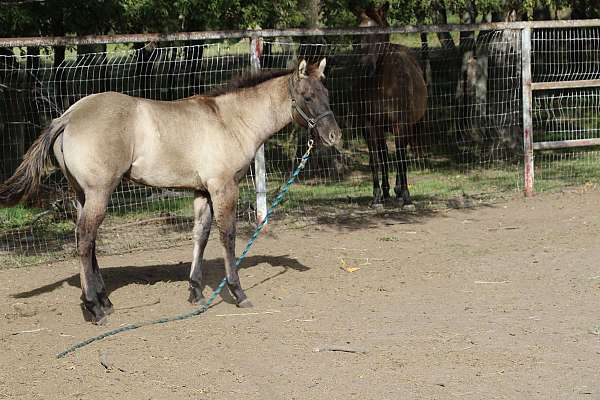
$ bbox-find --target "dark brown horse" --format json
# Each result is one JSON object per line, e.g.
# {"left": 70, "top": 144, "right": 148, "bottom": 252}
{"left": 356, "top": 2, "right": 428, "bottom": 206}
{"left": 0, "top": 59, "right": 341, "bottom": 324}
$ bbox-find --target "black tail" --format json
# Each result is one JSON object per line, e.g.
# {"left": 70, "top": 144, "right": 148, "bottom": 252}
{"left": 0, "top": 116, "right": 68, "bottom": 207}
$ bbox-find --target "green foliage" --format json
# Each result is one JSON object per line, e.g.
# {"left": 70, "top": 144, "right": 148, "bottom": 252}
{"left": 0, "top": 0, "right": 594, "bottom": 39}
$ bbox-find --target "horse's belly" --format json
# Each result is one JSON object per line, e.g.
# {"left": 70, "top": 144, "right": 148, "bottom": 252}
{"left": 129, "top": 159, "right": 203, "bottom": 189}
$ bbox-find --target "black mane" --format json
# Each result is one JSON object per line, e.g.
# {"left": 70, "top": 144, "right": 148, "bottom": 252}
{"left": 208, "top": 68, "right": 293, "bottom": 96}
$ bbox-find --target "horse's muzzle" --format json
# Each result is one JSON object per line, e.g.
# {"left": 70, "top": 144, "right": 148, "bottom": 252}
{"left": 327, "top": 129, "right": 342, "bottom": 146}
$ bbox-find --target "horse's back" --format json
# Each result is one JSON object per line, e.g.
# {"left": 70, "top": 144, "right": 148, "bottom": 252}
{"left": 55, "top": 91, "right": 244, "bottom": 192}
{"left": 379, "top": 45, "right": 427, "bottom": 124}
{"left": 360, "top": 44, "right": 427, "bottom": 127}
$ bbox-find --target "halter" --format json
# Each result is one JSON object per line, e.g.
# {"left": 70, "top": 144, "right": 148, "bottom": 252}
{"left": 288, "top": 77, "right": 334, "bottom": 130}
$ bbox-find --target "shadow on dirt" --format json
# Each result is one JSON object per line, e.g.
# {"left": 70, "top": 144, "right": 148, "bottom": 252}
{"left": 11, "top": 254, "right": 308, "bottom": 306}
{"left": 282, "top": 195, "right": 499, "bottom": 232}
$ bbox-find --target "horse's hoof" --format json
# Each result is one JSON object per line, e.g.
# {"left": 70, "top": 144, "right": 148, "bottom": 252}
{"left": 237, "top": 299, "right": 254, "bottom": 308}
{"left": 189, "top": 296, "right": 208, "bottom": 307}
{"left": 188, "top": 286, "right": 206, "bottom": 305}
{"left": 371, "top": 202, "right": 384, "bottom": 209}
{"left": 99, "top": 294, "right": 114, "bottom": 315}
{"left": 403, "top": 203, "right": 416, "bottom": 212}
{"left": 81, "top": 296, "right": 108, "bottom": 324}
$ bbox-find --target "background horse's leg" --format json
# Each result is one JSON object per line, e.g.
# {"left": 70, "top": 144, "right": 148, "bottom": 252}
{"left": 363, "top": 125, "right": 383, "bottom": 206}
{"left": 376, "top": 129, "right": 391, "bottom": 201}
{"left": 188, "top": 192, "right": 213, "bottom": 305}
{"left": 209, "top": 182, "right": 252, "bottom": 308}
{"left": 393, "top": 124, "right": 412, "bottom": 206}
{"left": 76, "top": 191, "right": 111, "bottom": 324}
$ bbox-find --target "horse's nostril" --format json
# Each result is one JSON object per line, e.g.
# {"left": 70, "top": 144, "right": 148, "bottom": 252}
{"left": 329, "top": 131, "right": 337, "bottom": 143}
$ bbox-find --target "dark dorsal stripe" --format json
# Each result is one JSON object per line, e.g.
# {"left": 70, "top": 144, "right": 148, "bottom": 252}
{"left": 208, "top": 68, "right": 293, "bottom": 96}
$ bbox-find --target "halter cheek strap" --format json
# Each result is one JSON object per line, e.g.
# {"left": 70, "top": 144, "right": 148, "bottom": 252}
{"left": 288, "top": 77, "right": 334, "bottom": 130}
{"left": 291, "top": 99, "right": 333, "bottom": 129}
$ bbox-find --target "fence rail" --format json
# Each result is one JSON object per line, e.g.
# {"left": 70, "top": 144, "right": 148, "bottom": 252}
{"left": 521, "top": 23, "right": 600, "bottom": 195}
{"left": 1, "top": 20, "right": 600, "bottom": 263}
{"left": 0, "top": 19, "right": 599, "bottom": 46}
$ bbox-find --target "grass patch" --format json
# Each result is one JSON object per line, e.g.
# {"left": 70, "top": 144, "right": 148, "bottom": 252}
{"left": 1, "top": 152, "right": 599, "bottom": 265}
{"left": 378, "top": 236, "right": 400, "bottom": 242}
{"left": 0, "top": 205, "right": 45, "bottom": 229}
{"left": 0, "top": 155, "right": 595, "bottom": 234}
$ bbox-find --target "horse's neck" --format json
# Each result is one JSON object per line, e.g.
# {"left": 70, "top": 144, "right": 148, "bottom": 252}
{"left": 219, "top": 75, "right": 292, "bottom": 153}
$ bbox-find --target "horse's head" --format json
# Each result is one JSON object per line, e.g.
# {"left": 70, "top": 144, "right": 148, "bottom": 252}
{"left": 289, "top": 58, "right": 342, "bottom": 147}
{"left": 355, "top": 2, "right": 391, "bottom": 70}
{"left": 356, "top": 2, "right": 390, "bottom": 29}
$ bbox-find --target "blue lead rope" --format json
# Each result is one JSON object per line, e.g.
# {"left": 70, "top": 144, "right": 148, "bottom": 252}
{"left": 57, "top": 140, "right": 315, "bottom": 359}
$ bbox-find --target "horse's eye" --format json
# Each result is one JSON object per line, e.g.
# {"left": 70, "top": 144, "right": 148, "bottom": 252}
{"left": 304, "top": 96, "right": 312, "bottom": 102}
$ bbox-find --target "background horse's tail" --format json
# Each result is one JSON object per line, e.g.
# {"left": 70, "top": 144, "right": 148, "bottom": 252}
{"left": 0, "top": 115, "right": 68, "bottom": 207}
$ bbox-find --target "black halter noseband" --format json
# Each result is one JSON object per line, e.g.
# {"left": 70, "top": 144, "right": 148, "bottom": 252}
{"left": 288, "top": 77, "right": 334, "bottom": 130}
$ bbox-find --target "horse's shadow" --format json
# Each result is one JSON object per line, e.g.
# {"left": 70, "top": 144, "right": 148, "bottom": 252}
{"left": 12, "top": 255, "right": 309, "bottom": 306}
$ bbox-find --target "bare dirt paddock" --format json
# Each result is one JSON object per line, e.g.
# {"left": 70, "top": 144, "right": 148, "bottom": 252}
{"left": 1, "top": 190, "right": 599, "bottom": 399}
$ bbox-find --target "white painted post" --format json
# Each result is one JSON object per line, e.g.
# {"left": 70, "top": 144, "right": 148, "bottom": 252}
{"left": 250, "top": 37, "right": 268, "bottom": 224}
{"left": 521, "top": 27, "right": 534, "bottom": 197}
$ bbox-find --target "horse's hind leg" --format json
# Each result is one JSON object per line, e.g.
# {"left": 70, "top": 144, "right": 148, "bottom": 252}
{"left": 393, "top": 125, "right": 412, "bottom": 206}
{"left": 188, "top": 192, "right": 213, "bottom": 305}
{"left": 73, "top": 189, "right": 113, "bottom": 316}
{"left": 209, "top": 181, "right": 252, "bottom": 308}
{"left": 77, "top": 191, "right": 111, "bottom": 324}
{"left": 363, "top": 125, "right": 383, "bottom": 206}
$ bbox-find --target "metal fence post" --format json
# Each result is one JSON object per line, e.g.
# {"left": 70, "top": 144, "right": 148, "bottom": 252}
{"left": 521, "top": 27, "right": 534, "bottom": 197}
{"left": 250, "top": 36, "right": 268, "bottom": 224}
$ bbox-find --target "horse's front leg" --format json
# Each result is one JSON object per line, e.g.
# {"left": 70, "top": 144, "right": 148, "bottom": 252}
{"left": 209, "top": 181, "right": 252, "bottom": 308}
{"left": 363, "top": 126, "right": 383, "bottom": 206}
{"left": 188, "top": 192, "right": 213, "bottom": 305}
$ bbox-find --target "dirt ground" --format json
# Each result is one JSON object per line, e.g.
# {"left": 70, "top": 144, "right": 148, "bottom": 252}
{"left": 1, "top": 190, "right": 599, "bottom": 399}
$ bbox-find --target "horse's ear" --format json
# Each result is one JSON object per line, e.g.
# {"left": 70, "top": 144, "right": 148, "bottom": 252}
{"left": 298, "top": 59, "right": 307, "bottom": 78}
{"left": 352, "top": 7, "right": 364, "bottom": 19}
{"left": 378, "top": 1, "right": 390, "bottom": 18}
{"left": 318, "top": 58, "right": 326, "bottom": 79}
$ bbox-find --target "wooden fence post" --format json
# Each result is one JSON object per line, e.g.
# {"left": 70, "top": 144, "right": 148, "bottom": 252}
{"left": 250, "top": 36, "right": 268, "bottom": 224}
{"left": 521, "top": 27, "right": 534, "bottom": 197}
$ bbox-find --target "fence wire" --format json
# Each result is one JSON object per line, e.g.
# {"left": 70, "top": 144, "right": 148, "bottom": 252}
{"left": 531, "top": 27, "right": 600, "bottom": 192}
{"left": 0, "top": 24, "right": 598, "bottom": 265}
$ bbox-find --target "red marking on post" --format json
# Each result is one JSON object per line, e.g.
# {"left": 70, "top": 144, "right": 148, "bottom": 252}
{"left": 524, "top": 128, "right": 534, "bottom": 197}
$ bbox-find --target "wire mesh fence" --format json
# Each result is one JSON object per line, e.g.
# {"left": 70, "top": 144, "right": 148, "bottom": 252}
{"left": 1, "top": 21, "right": 599, "bottom": 265}
{"left": 530, "top": 26, "right": 600, "bottom": 192}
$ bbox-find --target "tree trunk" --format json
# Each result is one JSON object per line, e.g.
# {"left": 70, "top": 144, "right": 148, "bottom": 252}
{"left": 53, "top": 46, "right": 66, "bottom": 68}
{"left": 452, "top": 1, "right": 481, "bottom": 162}
{"left": 133, "top": 42, "right": 157, "bottom": 97}
{"left": 26, "top": 46, "right": 40, "bottom": 76}
{"left": 184, "top": 40, "right": 204, "bottom": 97}
{"left": 75, "top": 43, "right": 108, "bottom": 95}
{"left": 431, "top": 0, "right": 456, "bottom": 50}
{"left": 296, "top": 0, "right": 321, "bottom": 161}
{"left": 485, "top": 2, "right": 523, "bottom": 158}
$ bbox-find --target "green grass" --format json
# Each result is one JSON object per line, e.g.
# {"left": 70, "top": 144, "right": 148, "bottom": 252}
{"left": 260, "top": 164, "right": 520, "bottom": 213}
{"left": 0, "top": 205, "right": 73, "bottom": 236}
{"left": 0, "top": 205, "right": 43, "bottom": 229}
{"left": 107, "top": 196, "right": 194, "bottom": 221}
{"left": 378, "top": 235, "right": 400, "bottom": 242}
{"left": 534, "top": 152, "right": 600, "bottom": 192}
{"left": 1, "top": 155, "right": 597, "bottom": 234}
{"left": 2, "top": 153, "right": 600, "bottom": 266}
